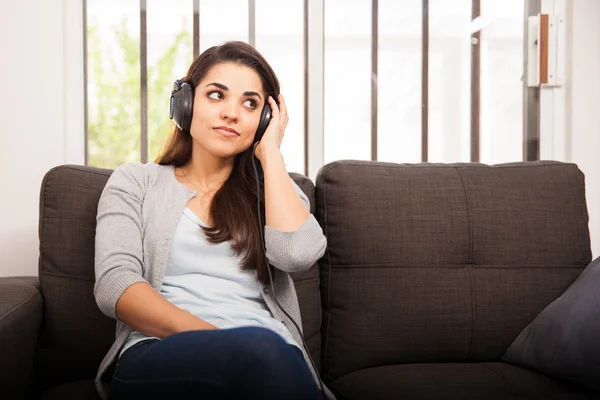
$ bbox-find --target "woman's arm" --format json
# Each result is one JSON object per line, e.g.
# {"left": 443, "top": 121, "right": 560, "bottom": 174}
{"left": 254, "top": 94, "right": 326, "bottom": 272}
{"left": 94, "top": 163, "right": 217, "bottom": 338}
{"left": 261, "top": 150, "right": 327, "bottom": 273}
{"left": 262, "top": 150, "right": 310, "bottom": 231}
{"left": 115, "top": 282, "right": 217, "bottom": 338}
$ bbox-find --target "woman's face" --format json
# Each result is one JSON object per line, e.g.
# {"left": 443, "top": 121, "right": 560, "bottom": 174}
{"left": 189, "top": 62, "right": 266, "bottom": 158}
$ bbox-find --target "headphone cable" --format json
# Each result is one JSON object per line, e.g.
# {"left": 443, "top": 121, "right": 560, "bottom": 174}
{"left": 251, "top": 147, "right": 327, "bottom": 400}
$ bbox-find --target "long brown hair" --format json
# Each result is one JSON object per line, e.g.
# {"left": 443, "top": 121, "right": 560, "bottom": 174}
{"left": 155, "top": 41, "right": 280, "bottom": 285}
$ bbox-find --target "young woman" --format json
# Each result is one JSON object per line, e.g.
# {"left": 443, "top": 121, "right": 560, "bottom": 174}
{"left": 93, "top": 41, "right": 335, "bottom": 399}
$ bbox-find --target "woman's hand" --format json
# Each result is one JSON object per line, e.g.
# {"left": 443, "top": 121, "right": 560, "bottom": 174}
{"left": 172, "top": 310, "right": 220, "bottom": 335}
{"left": 254, "top": 94, "right": 288, "bottom": 165}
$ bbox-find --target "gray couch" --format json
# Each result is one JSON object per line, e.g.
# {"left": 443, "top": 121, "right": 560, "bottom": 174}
{"left": 1, "top": 160, "right": 598, "bottom": 399}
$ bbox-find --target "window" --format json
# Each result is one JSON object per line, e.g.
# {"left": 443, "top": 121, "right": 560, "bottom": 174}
{"left": 199, "top": 0, "right": 248, "bottom": 52}
{"left": 147, "top": 0, "right": 194, "bottom": 162}
{"left": 324, "top": 0, "right": 372, "bottom": 163}
{"left": 480, "top": 0, "right": 525, "bottom": 164}
{"left": 85, "top": 0, "right": 532, "bottom": 173}
{"left": 255, "top": 0, "right": 305, "bottom": 174}
{"left": 378, "top": 0, "right": 422, "bottom": 163}
{"left": 86, "top": 0, "right": 141, "bottom": 169}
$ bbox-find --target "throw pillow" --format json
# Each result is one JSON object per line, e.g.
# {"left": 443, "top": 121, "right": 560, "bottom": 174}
{"left": 502, "top": 256, "right": 600, "bottom": 390}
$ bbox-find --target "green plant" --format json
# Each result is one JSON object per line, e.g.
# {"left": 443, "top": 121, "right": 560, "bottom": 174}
{"left": 87, "top": 18, "right": 191, "bottom": 169}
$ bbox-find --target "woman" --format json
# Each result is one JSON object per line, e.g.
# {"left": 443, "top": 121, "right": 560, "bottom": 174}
{"left": 93, "top": 41, "right": 335, "bottom": 400}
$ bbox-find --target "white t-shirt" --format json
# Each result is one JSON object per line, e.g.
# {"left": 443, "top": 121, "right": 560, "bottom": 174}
{"left": 119, "top": 207, "right": 300, "bottom": 357}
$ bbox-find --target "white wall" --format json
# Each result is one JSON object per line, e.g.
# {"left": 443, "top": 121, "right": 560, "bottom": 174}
{"left": 567, "top": 0, "right": 600, "bottom": 258}
{"left": 541, "top": 0, "right": 600, "bottom": 257}
{"left": 0, "top": 0, "right": 84, "bottom": 277}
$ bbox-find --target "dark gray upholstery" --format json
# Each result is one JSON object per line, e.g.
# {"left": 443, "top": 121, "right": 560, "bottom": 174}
{"left": 39, "top": 380, "right": 98, "bottom": 400}
{"left": 0, "top": 277, "right": 43, "bottom": 400}
{"left": 316, "top": 160, "right": 596, "bottom": 399}
{"left": 0, "top": 160, "right": 597, "bottom": 399}
{"left": 330, "top": 362, "right": 598, "bottom": 400}
{"left": 35, "top": 166, "right": 116, "bottom": 394}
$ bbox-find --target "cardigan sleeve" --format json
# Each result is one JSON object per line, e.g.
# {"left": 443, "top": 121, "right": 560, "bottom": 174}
{"left": 93, "top": 162, "right": 148, "bottom": 319}
{"left": 263, "top": 179, "right": 327, "bottom": 273}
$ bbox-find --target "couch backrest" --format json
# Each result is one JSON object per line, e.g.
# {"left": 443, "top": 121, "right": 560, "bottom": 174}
{"left": 36, "top": 165, "right": 322, "bottom": 392}
{"left": 315, "top": 160, "right": 592, "bottom": 382}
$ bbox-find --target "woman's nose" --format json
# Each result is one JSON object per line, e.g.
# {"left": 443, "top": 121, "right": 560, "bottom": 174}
{"left": 220, "top": 102, "right": 239, "bottom": 122}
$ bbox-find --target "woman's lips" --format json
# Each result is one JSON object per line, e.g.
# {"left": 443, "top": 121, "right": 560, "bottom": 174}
{"left": 213, "top": 127, "right": 239, "bottom": 138}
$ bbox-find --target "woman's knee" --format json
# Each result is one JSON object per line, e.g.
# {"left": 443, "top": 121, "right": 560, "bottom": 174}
{"left": 228, "top": 327, "right": 292, "bottom": 363}
{"left": 232, "top": 326, "right": 288, "bottom": 347}
{"left": 227, "top": 328, "right": 319, "bottom": 399}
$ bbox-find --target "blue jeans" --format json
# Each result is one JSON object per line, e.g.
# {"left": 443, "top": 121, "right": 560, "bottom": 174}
{"left": 109, "top": 326, "right": 325, "bottom": 400}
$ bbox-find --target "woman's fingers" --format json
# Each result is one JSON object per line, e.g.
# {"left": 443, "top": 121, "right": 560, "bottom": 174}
{"left": 277, "top": 94, "right": 288, "bottom": 132}
{"left": 268, "top": 96, "right": 279, "bottom": 123}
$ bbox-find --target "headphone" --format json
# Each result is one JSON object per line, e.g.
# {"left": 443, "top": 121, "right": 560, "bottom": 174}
{"left": 169, "top": 78, "right": 327, "bottom": 398}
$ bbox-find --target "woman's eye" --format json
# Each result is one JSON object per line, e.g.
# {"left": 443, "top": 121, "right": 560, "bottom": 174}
{"left": 244, "top": 99, "right": 257, "bottom": 109}
{"left": 208, "top": 91, "right": 223, "bottom": 100}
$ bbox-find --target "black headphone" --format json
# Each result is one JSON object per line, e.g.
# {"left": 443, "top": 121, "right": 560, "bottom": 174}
{"left": 169, "top": 78, "right": 272, "bottom": 143}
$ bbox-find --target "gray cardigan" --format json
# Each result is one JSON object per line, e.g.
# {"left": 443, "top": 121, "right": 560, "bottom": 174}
{"left": 93, "top": 162, "right": 336, "bottom": 400}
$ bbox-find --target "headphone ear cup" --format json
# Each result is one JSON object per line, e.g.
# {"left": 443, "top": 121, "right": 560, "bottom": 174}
{"left": 170, "top": 81, "right": 194, "bottom": 132}
{"left": 255, "top": 103, "right": 272, "bottom": 142}
{"left": 181, "top": 83, "right": 194, "bottom": 131}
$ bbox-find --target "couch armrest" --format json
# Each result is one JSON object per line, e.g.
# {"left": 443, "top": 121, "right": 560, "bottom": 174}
{"left": 0, "top": 276, "right": 43, "bottom": 400}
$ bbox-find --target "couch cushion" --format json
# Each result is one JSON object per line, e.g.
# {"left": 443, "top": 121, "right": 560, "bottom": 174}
{"left": 36, "top": 165, "right": 115, "bottom": 393}
{"left": 288, "top": 172, "right": 324, "bottom": 373}
{"left": 330, "top": 362, "right": 599, "bottom": 400}
{"left": 36, "top": 165, "right": 322, "bottom": 392}
{"left": 40, "top": 379, "right": 100, "bottom": 400}
{"left": 0, "top": 277, "right": 42, "bottom": 400}
{"left": 316, "top": 160, "right": 591, "bottom": 382}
